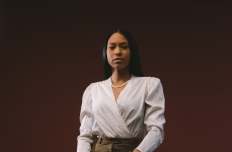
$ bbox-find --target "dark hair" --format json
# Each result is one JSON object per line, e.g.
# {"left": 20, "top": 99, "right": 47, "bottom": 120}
{"left": 103, "top": 28, "right": 144, "bottom": 79}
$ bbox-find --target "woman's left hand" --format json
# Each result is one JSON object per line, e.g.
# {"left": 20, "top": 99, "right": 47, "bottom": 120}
{"left": 133, "top": 149, "right": 140, "bottom": 152}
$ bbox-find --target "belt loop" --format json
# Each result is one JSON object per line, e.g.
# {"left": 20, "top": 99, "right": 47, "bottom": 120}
{"left": 97, "top": 137, "right": 102, "bottom": 144}
{"left": 99, "top": 137, "right": 102, "bottom": 144}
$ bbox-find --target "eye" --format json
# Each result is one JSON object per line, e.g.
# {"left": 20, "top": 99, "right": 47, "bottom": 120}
{"left": 121, "top": 45, "right": 128, "bottom": 49}
{"left": 108, "top": 46, "right": 115, "bottom": 50}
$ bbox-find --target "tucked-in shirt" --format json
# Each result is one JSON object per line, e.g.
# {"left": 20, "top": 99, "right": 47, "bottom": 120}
{"left": 77, "top": 76, "right": 165, "bottom": 152}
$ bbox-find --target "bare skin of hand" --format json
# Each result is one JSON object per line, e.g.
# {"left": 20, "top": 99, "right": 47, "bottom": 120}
{"left": 133, "top": 149, "right": 140, "bottom": 152}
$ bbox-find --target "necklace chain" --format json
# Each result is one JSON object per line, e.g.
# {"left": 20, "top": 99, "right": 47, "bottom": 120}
{"left": 111, "top": 75, "right": 133, "bottom": 88}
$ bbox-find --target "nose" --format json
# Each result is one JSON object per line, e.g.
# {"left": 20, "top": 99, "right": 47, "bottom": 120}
{"left": 114, "top": 46, "right": 122, "bottom": 56}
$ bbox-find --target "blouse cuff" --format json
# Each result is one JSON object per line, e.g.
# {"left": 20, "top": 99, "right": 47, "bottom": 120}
{"left": 77, "top": 136, "right": 93, "bottom": 152}
{"left": 136, "top": 130, "right": 163, "bottom": 152}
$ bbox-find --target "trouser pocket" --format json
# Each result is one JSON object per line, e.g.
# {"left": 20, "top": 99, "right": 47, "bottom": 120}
{"left": 91, "top": 143, "right": 113, "bottom": 152}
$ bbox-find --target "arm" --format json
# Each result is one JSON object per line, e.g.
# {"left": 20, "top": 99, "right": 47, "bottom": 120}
{"left": 136, "top": 78, "right": 166, "bottom": 152}
{"left": 77, "top": 84, "right": 94, "bottom": 152}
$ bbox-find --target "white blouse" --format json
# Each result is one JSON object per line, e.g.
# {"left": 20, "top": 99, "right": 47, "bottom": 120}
{"left": 77, "top": 76, "right": 165, "bottom": 152}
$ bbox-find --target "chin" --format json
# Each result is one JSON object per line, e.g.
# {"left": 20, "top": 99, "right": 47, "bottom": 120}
{"left": 113, "top": 65, "right": 129, "bottom": 71}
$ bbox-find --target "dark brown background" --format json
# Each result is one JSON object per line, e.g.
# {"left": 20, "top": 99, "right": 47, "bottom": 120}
{"left": 1, "top": 1, "right": 232, "bottom": 152}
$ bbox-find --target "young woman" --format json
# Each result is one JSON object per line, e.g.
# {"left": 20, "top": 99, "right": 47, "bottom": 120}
{"left": 77, "top": 29, "right": 165, "bottom": 152}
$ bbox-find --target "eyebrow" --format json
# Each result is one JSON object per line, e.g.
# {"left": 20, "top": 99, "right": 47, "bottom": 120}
{"left": 108, "top": 42, "right": 128, "bottom": 45}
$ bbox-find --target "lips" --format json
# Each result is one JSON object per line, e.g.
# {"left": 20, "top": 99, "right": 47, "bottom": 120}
{"left": 113, "top": 58, "right": 123, "bottom": 61}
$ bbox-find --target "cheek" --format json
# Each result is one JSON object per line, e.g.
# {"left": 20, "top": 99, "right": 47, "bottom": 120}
{"left": 106, "top": 51, "right": 111, "bottom": 62}
{"left": 126, "top": 50, "right": 131, "bottom": 62}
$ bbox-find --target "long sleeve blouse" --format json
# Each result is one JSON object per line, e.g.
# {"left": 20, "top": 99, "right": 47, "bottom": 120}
{"left": 77, "top": 76, "right": 165, "bottom": 152}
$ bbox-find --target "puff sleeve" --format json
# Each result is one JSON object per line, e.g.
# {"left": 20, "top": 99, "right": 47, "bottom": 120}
{"left": 136, "top": 78, "right": 166, "bottom": 152}
{"left": 77, "top": 84, "right": 94, "bottom": 152}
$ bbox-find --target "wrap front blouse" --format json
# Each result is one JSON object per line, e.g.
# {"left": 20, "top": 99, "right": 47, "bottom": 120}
{"left": 77, "top": 76, "right": 165, "bottom": 152}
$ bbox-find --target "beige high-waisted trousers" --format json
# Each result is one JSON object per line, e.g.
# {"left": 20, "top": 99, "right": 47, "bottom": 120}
{"left": 91, "top": 138, "right": 140, "bottom": 152}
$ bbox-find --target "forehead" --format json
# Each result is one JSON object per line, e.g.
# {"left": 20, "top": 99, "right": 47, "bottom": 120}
{"left": 108, "top": 33, "right": 128, "bottom": 44}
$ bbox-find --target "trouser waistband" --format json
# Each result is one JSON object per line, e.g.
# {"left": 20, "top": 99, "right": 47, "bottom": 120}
{"left": 97, "top": 137, "right": 140, "bottom": 145}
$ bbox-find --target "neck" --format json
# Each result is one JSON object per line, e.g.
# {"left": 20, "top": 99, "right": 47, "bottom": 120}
{"left": 111, "top": 68, "right": 132, "bottom": 85}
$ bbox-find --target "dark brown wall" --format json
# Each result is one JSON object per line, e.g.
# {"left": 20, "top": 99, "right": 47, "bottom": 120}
{"left": 1, "top": 1, "right": 232, "bottom": 152}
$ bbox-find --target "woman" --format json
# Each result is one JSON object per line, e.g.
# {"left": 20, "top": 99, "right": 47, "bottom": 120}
{"left": 77, "top": 28, "right": 165, "bottom": 152}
